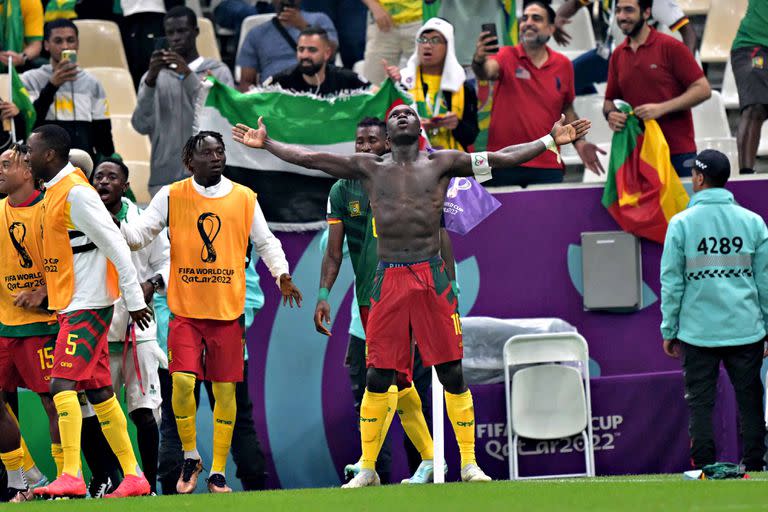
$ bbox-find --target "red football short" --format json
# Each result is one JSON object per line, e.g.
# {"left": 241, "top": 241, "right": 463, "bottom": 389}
{"left": 365, "top": 256, "right": 463, "bottom": 381}
{"left": 359, "top": 306, "right": 370, "bottom": 331}
{"left": 0, "top": 334, "right": 57, "bottom": 393}
{"left": 168, "top": 315, "right": 245, "bottom": 382}
{"left": 51, "top": 307, "right": 114, "bottom": 390}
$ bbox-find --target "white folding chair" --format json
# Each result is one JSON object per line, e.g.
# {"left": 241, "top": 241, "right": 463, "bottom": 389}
{"left": 548, "top": 7, "right": 595, "bottom": 60}
{"left": 504, "top": 333, "right": 595, "bottom": 480}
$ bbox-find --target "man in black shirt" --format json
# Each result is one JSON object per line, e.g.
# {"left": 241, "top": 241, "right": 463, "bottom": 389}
{"left": 266, "top": 26, "right": 368, "bottom": 96}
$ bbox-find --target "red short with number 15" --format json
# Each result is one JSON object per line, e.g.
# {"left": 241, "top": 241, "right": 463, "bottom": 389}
{"left": 0, "top": 334, "right": 57, "bottom": 393}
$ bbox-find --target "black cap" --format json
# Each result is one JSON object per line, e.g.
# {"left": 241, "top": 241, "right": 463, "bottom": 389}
{"left": 692, "top": 149, "right": 730, "bottom": 187}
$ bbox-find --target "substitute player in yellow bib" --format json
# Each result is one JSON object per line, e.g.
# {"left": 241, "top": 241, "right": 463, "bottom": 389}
{"left": 0, "top": 144, "right": 60, "bottom": 502}
{"left": 26, "top": 125, "right": 153, "bottom": 499}
{"left": 119, "top": 131, "right": 301, "bottom": 493}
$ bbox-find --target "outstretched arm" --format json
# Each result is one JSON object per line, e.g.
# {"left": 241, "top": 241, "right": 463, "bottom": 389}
{"left": 233, "top": 118, "right": 373, "bottom": 180}
{"left": 443, "top": 116, "right": 591, "bottom": 177}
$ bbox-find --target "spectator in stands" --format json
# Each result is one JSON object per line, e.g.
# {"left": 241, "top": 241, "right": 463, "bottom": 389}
{"left": 603, "top": 0, "right": 710, "bottom": 177}
{"left": 236, "top": 0, "right": 337, "bottom": 91}
{"left": 555, "top": 0, "right": 697, "bottom": 96}
{"left": 472, "top": 1, "right": 605, "bottom": 186}
{"left": 22, "top": 19, "right": 116, "bottom": 161}
{"left": 556, "top": 0, "right": 696, "bottom": 53}
{"left": 132, "top": 6, "right": 234, "bottom": 196}
{"left": 384, "top": 17, "right": 477, "bottom": 151}
{"left": 438, "top": 0, "right": 504, "bottom": 66}
{"left": 660, "top": 149, "right": 768, "bottom": 473}
{"left": 0, "top": 0, "right": 43, "bottom": 70}
{"left": 119, "top": 0, "right": 184, "bottom": 88}
{"left": 361, "top": 0, "right": 422, "bottom": 85}
{"left": 267, "top": 26, "right": 368, "bottom": 95}
{"left": 302, "top": 0, "right": 366, "bottom": 69}
{"left": 731, "top": 0, "right": 768, "bottom": 176}
{"left": 212, "top": 0, "right": 274, "bottom": 44}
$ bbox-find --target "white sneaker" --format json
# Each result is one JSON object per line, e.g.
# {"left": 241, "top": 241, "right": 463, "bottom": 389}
{"left": 341, "top": 469, "right": 380, "bottom": 488}
{"left": 460, "top": 463, "right": 492, "bottom": 482}
{"left": 343, "top": 461, "right": 361, "bottom": 481}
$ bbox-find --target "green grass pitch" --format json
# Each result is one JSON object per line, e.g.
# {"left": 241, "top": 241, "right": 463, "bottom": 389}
{"left": 12, "top": 474, "right": 768, "bottom": 512}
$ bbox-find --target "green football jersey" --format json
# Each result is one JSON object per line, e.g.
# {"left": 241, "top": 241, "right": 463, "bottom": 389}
{"left": 328, "top": 179, "right": 379, "bottom": 306}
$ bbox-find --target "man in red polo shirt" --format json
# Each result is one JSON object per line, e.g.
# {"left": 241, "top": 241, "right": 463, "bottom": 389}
{"left": 603, "top": 0, "right": 711, "bottom": 177}
{"left": 472, "top": 0, "right": 604, "bottom": 187}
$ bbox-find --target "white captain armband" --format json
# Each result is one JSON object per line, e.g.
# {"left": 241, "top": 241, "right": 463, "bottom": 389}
{"left": 537, "top": 133, "right": 561, "bottom": 164}
{"left": 470, "top": 151, "right": 492, "bottom": 183}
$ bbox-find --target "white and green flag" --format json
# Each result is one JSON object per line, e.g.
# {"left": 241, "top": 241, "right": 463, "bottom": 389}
{"left": 196, "top": 77, "right": 411, "bottom": 179}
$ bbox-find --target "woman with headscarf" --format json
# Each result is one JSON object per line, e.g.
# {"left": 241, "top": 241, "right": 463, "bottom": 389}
{"left": 384, "top": 17, "right": 478, "bottom": 151}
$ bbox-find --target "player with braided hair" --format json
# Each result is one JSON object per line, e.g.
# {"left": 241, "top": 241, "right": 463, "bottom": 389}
{"left": 117, "top": 131, "right": 301, "bottom": 493}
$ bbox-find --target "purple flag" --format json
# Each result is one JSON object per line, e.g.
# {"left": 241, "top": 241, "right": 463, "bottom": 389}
{"left": 443, "top": 177, "right": 502, "bottom": 235}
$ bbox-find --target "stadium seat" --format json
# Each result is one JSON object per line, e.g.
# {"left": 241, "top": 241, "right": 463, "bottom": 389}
{"left": 124, "top": 160, "right": 151, "bottom": 204}
{"left": 237, "top": 13, "right": 276, "bottom": 58}
{"left": 73, "top": 20, "right": 129, "bottom": 70}
{"left": 698, "top": 137, "right": 739, "bottom": 173}
{"left": 504, "top": 333, "right": 595, "bottom": 480}
{"left": 85, "top": 67, "right": 137, "bottom": 116}
{"left": 111, "top": 115, "right": 151, "bottom": 162}
{"left": 234, "top": 14, "right": 275, "bottom": 83}
{"left": 691, "top": 91, "right": 739, "bottom": 171}
{"left": 187, "top": 0, "right": 203, "bottom": 17}
{"left": 548, "top": 7, "right": 595, "bottom": 60}
{"left": 693, "top": 90, "right": 731, "bottom": 139}
{"left": 700, "top": 0, "right": 748, "bottom": 63}
{"left": 721, "top": 57, "right": 740, "bottom": 110}
{"left": 197, "top": 17, "right": 222, "bottom": 61}
{"left": 352, "top": 60, "right": 366, "bottom": 81}
{"left": 561, "top": 94, "right": 613, "bottom": 166}
{"left": 678, "top": 0, "right": 710, "bottom": 15}
{"left": 759, "top": 124, "right": 768, "bottom": 157}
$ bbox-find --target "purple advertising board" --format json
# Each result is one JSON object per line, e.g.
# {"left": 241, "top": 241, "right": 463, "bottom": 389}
{"left": 245, "top": 179, "right": 768, "bottom": 488}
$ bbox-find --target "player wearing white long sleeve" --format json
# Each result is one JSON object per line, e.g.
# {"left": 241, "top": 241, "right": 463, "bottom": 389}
{"left": 94, "top": 158, "right": 170, "bottom": 495}
{"left": 119, "top": 131, "right": 302, "bottom": 494}
{"left": 25, "top": 125, "right": 153, "bottom": 499}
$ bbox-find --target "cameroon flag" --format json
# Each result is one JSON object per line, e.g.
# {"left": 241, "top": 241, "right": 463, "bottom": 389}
{"left": 601, "top": 103, "right": 689, "bottom": 244}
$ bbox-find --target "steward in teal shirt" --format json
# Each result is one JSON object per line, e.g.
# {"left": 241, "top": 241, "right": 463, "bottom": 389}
{"left": 659, "top": 149, "right": 767, "bottom": 470}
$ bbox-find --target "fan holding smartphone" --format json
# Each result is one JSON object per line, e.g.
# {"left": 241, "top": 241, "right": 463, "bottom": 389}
{"left": 20, "top": 19, "right": 117, "bottom": 161}
{"left": 471, "top": 1, "right": 606, "bottom": 186}
{"left": 134, "top": 6, "right": 234, "bottom": 196}
{"left": 382, "top": 18, "right": 478, "bottom": 151}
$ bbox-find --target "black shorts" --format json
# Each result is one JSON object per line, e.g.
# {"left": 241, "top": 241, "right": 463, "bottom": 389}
{"left": 731, "top": 46, "right": 768, "bottom": 110}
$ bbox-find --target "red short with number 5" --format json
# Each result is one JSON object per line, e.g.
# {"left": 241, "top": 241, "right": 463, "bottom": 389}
{"left": 365, "top": 256, "right": 463, "bottom": 381}
{"left": 0, "top": 335, "right": 57, "bottom": 393}
{"left": 51, "top": 307, "right": 114, "bottom": 390}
